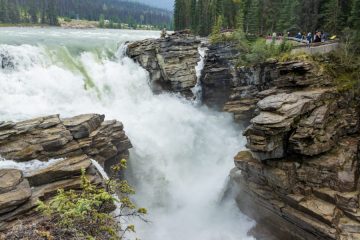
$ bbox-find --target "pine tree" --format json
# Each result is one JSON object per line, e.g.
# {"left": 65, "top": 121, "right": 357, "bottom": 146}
{"left": 322, "top": 0, "right": 342, "bottom": 33}
{"left": 174, "top": 0, "right": 187, "bottom": 30}
{"left": 215, "top": 0, "right": 224, "bottom": 16}
{"left": 210, "top": 14, "right": 224, "bottom": 43}
{"left": 190, "top": 0, "right": 197, "bottom": 33}
{"left": 0, "top": 0, "right": 10, "bottom": 23}
{"left": 47, "top": 0, "right": 58, "bottom": 26}
{"left": 277, "top": 0, "right": 290, "bottom": 32}
{"left": 350, "top": 0, "right": 360, "bottom": 30}
{"left": 40, "top": 0, "right": 46, "bottom": 24}
{"left": 29, "top": 0, "right": 38, "bottom": 24}
{"left": 197, "top": 0, "right": 206, "bottom": 35}
{"left": 8, "top": 0, "right": 20, "bottom": 23}
{"left": 99, "top": 14, "right": 105, "bottom": 28}
{"left": 246, "top": 0, "right": 260, "bottom": 38}
{"left": 235, "top": 0, "right": 246, "bottom": 32}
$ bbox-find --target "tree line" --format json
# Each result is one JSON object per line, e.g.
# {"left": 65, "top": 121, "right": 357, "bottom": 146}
{"left": 174, "top": 0, "right": 360, "bottom": 37}
{"left": 0, "top": 0, "right": 172, "bottom": 28}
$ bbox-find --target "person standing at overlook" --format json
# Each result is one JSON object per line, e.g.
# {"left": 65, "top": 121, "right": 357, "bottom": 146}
{"left": 314, "top": 31, "right": 321, "bottom": 43}
{"left": 306, "top": 32, "right": 312, "bottom": 47}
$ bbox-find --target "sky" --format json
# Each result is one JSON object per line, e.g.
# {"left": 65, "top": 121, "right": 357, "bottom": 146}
{"left": 135, "top": 0, "right": 174, "bottom": 11}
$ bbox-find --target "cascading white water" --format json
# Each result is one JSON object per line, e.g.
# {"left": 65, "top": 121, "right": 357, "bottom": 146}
{"left": 191, "top": 46, "right": 206, "bottom": 104}
{"left": 0, "top": 28, "right": 255, "bottom": 240}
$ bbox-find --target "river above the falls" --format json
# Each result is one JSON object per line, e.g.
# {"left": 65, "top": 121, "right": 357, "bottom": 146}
{"left": 0, "top": 27, "right": 255, "bottom": 240}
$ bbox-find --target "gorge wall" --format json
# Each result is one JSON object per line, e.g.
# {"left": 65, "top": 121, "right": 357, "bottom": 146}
{"left": 126, "top": 31, "right": 201, "bottom": 97}
{"left": 127, "top": 35, "right": 360, "bottom": 240}
{"left": 206, "top": 43, "right": 360, "bottom": 240}
{"left": 0, "top": 114, "right": 132, "bottom": 235}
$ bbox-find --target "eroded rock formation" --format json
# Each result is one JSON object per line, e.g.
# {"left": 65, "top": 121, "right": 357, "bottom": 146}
{"left": 127, "top": 32, "right": 201, "bottom": 97}
{"left": 230, "top": 59, "right": 360, "bottom": 239}
{"left": 0, "top": 114, "right": 131, "bottom": 232}
{"left": 200, "top": 42, "right": 240, "bottom": 109}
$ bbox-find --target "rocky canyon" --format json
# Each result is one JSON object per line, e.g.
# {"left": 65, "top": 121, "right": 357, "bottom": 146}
{"left": 0, "top": 30, "right": 359, "bottom": 240}
{"left": 127, "top": 32, "right": 360, "bottom": 240}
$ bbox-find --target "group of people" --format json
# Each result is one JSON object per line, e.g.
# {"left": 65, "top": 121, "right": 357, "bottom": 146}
{"left": 295, "top": 31, "right": 331, "bottom": 47}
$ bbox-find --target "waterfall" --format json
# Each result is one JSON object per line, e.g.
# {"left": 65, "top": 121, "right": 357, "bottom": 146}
{"left": 191, "top": 46, "right": 207, "bottom": 104}
{"left": 0, "top": 28, "right": 255, "bottom": 240}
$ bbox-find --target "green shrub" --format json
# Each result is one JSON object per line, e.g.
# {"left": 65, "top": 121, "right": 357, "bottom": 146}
{"left": 237, "top": 38, "right": 293, "bottom": 66}
{"left": 324, "top": 49, "right": 360, "bottom": 94}
{"left": 37, "top": 159, "right": 147, "bottom": 240}
{"left": 63, "top": 17, "right": 72, "bottom": 22}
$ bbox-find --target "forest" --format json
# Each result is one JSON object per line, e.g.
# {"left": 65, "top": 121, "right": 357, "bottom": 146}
{"left": 0, "top": 0, "right": 172, "bottom": 28}
{"left": 174, "top": 0, "right": 360, "bottom": 37}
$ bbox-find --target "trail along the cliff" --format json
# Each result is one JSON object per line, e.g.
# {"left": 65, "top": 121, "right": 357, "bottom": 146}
{"left": 0, "top": 28, "right": 255, "bottom": 240}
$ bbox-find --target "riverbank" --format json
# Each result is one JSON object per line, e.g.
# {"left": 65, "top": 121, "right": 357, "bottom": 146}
{"left": 0, "top": 19, "right": 164, "bottom": 30}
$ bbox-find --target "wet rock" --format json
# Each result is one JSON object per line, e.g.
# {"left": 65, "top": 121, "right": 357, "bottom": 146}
{"left": 0, "top": 51, "right": 15, "bottom": 70}
{"left": 200, "top": 42, "right": 240, "bottom": 109}
{"left": 26, "top": 155, "right": 91, "bottom": 186}
{"left": 0, "top": 113, "right": 132, "bottom": 231}
{"left": 127, "top": 32, "right": 201, "bottom": 96}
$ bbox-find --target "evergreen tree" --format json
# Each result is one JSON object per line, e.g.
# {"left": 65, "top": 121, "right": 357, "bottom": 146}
{"left": 190, "top": 0, "right": 197, "bottom": 33}
{"left": 210, "top": 14, "right": 224, "bottom": 43}
{"left": 350, "top": 0, "right": 360, "bottom": 30}
{"left": 47, "top": 0, "right": 58, "bottom": 25}
{"left": 0, "top": 0, "right": 10, "bottom": 23}
{"left": 99, "top": 14, "right": 105, "bottom": 28}
{"left": 277, "top": 0, "right": 299, "bottom": 33}
{"left": 40, "top": 0, "right": 46, "bottom": 24}
{"left": 174, "top": 0, "right": 187, "bottom": 30}
{"left": 215, "top": 0, "right": 224, "bottom": 16}
{"left": 322, "top": 0, "right": 342, "bottom": 33}
{"left": 29, "top": 0, "right": 38, "bottom": 23}
{"left": 246, "top": 0, "right": 260, "bottom": 38}
{"left": 197, "top": 0, "right": 207, "bottom": 35}
{"left": 8, "top": 0, "right": 20, "bottom": 23}
{"left": 235, "top": 0, "right": 246, "bottom": 31}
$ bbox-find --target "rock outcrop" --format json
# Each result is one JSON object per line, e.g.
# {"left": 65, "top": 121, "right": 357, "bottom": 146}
{"left": 0, "top": 114, "right": 132, "bottom": 232}
{"left": 127, "top": 32, "right": 201, "bottom": 97}
{"left": 230, "top": 57, "right": 360, "bottom": 239}
{"left": 199, "top": 41, "right": 337, "bottom": 127}
{"left": 200, "top": 42, "right": 240, "bottom": 109}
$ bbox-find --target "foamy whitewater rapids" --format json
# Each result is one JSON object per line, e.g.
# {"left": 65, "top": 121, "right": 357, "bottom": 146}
{"left": 0, "top": 28, "right": 255, "bottom": 240}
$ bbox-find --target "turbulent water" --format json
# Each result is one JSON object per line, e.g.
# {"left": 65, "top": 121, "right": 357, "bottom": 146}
{"left": 0, "top": 27, "right": 255, "bottom": 240}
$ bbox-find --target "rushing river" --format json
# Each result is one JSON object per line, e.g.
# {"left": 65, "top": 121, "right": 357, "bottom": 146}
{"left": 0, "top": 27, "right": 255, "bottom": 240}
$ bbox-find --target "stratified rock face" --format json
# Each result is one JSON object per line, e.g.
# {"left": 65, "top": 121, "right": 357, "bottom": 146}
{"left": 230, "top": 57, "right": 360, "bottom": 239}
{"left": 127, "top": 32, "right": 201, "bottom": 96}
{"left": 200, "top": 41, "right": 334, "bottom": 124}
{"left": 0, "top": 114, "right": 132, "bottom": 231}
{"left": 244, "top": 89, "right": 358, "bottom": 161}
{"left": 200, "top": 42, "right": 240, "bottom": 109}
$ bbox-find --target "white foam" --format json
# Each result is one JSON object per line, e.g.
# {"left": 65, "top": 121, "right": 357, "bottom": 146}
{"left": 0, "top": 28, "right": 255, "bottom": 240}
{"left": 0, "top": 157, "right": 64, "bottom": 175}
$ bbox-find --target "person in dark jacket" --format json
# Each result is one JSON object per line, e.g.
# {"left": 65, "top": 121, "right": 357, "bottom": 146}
{"left": 314, "top": 31, "right": 321, "bottom": 43}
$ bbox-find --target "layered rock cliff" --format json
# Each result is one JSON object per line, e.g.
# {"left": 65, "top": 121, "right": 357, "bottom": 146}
{"left": 0, "top": 114, "right": 132, "bottom": 233}
{"left": 229, "top": 59, "right": 360, "bottom": 239}
{"left": 127, "top": 32, "right": 201, "bottom": 97}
